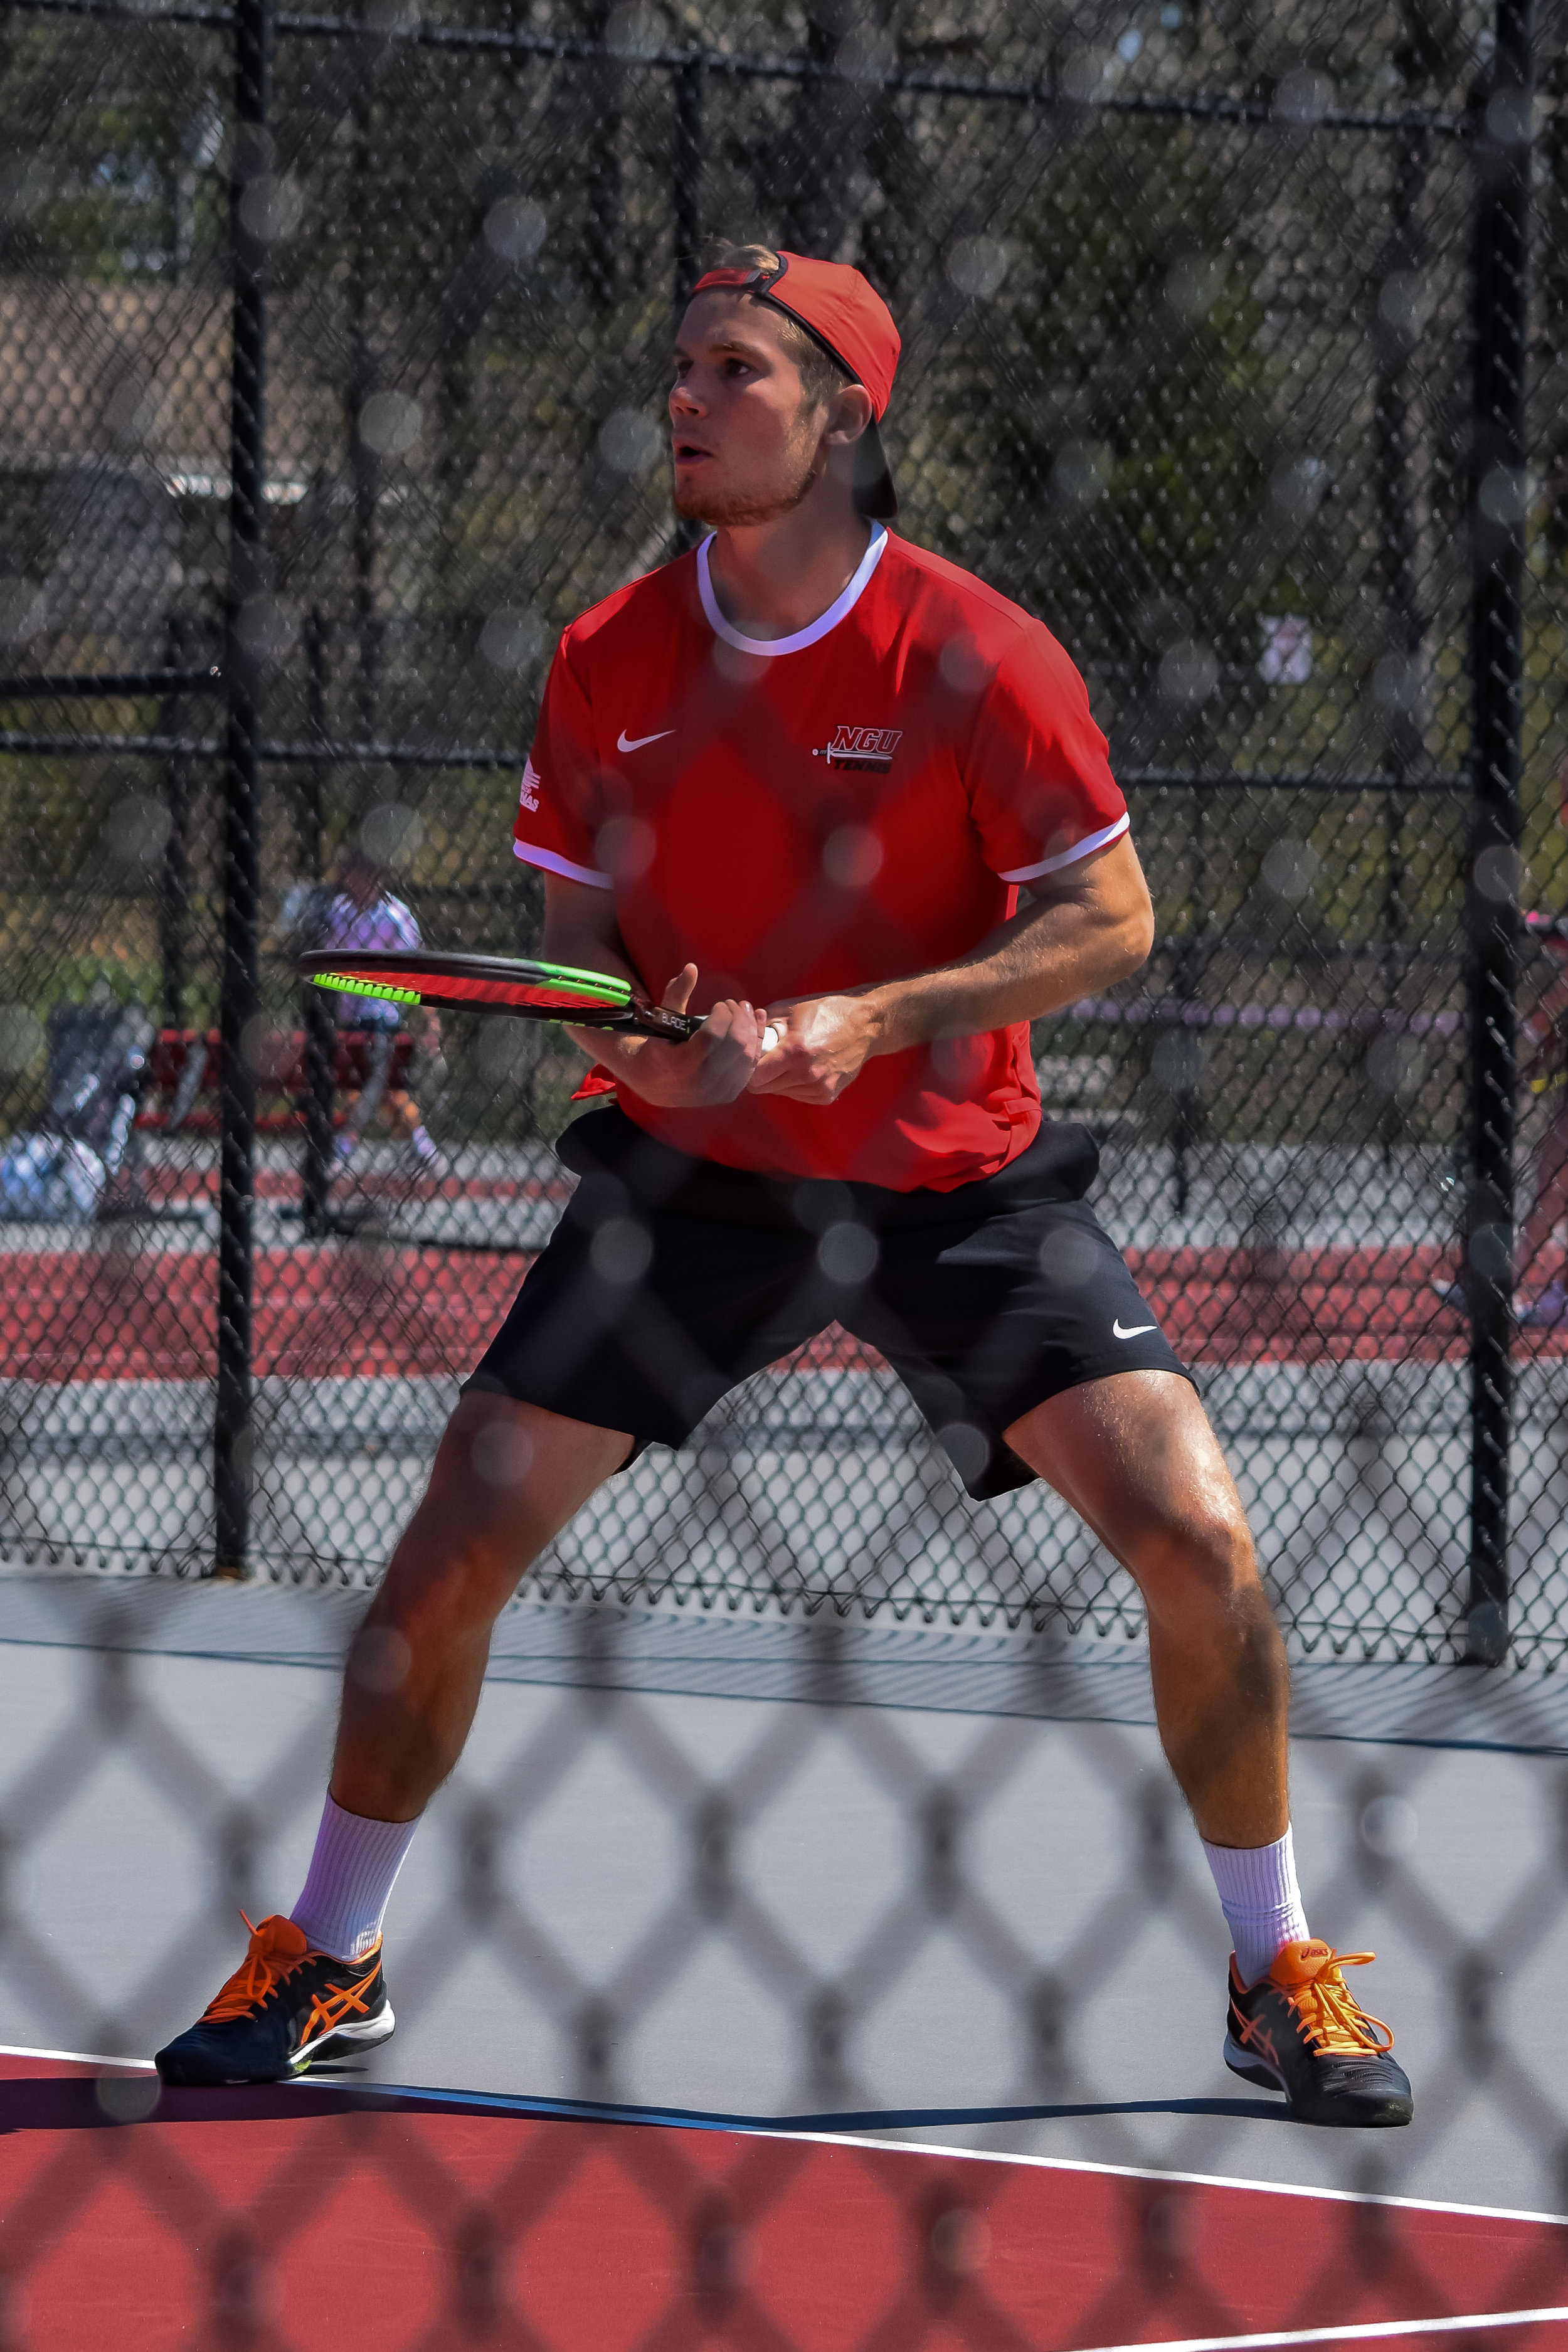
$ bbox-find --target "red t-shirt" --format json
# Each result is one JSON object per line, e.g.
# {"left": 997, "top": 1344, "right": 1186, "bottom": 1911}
{"left": 513, "top": 527, "right": 1128, "bottom": 1190}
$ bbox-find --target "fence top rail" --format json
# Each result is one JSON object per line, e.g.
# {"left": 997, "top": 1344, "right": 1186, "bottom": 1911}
{"left": 1126, "top": 770, "right": 1471, "bottom": 794}
{"left": 0, "top": 729, "right": 1478, "bottom": 789}
{"left": 3, "top": 0, "right": 1473, "bottom": 136}
{"left": 0, "top": 671, "right": 223, "bottom": 701}
{"left": 0, "top": 729, "right": 522, "bottom": 767}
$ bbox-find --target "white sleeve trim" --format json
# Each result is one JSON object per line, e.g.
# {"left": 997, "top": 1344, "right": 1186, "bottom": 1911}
{"left": 997, "top": 811, "right": 1130, "bottom": 884}
{"left": 512, "top": 839, "right": 614, "bottom": 890}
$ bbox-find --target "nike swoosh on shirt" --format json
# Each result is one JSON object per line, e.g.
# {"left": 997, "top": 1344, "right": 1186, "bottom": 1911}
{"left": 1113, "top": 1319, "right": 1157, "bottom": 1340}
{"left": 616, "top": 728, "right": 674, "bottom": 753}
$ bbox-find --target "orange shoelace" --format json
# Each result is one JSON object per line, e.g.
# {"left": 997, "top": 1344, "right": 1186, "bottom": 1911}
{"left": 1288, "top": 1950, "right": 1396, "bottom": 2057}
{"left": 200, "top": 1913, "right": 309, "bottom": 2023}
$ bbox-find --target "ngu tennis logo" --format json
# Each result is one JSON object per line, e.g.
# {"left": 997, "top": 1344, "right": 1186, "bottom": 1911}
{"left": 814, "top": 725, "right": 903, "bottom": 771}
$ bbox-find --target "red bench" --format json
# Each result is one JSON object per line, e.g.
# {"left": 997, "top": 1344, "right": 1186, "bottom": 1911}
{"left": 135, "top": 1029, "right": 415, "bottom": 1135}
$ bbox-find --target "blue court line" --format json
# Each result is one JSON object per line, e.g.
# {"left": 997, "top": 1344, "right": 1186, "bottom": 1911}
{"left": 283, "top": 2074, "right": 1568, "bottom": 2227}
{"left": 2, "top": 1621, "right": 1567, "bottom": 1757}
{"left": 4, "top": 1579, "right": 1568, "bottom": 1754}
{"left": 8, "top": 2048, "right": 1564, "bottom": 2228}
{"left": 320, "top": 2079, "right": 1286, "bottom": 2134}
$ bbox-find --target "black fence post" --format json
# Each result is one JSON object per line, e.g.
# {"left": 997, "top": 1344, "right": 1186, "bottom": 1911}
{"left": 669, "top": 53, "right": 706, "bottom": 559}
{"left": 585, "top": 3, "right": 625, "bottom": 310}
{"left": 300, "top": 611, "right": 334, "bottom": 1238}
{"left": 674, "top": 52, "right": 706, "bottom": 305}
{"left": 349, "top": 51, "right": 381, "bottom": 746}
{"left": 214, "top": 0, "right": 273, "bottom": 1577}
{"left": 156, "top": 613, "right": 192, "bottom": 1033}
{"left": 1464, "top": 0, "right": 1534, "bottom": 1665}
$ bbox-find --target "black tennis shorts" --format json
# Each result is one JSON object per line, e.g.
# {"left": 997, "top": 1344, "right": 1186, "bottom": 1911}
{"left": 465, "top": 1104, "right": 1191, "bottom": 1500}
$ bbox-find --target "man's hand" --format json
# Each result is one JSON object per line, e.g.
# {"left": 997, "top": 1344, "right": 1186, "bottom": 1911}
{"left": 746, "top": 992, "right": 879, "bottom": 1104}
{"left": 566, "top": 962, "right": 768, "bottom": 1108}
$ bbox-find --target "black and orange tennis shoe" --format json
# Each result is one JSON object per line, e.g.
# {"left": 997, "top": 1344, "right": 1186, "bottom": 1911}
{"left": 1225, "top": 1939, "right": 1412, "bottom": 2126}
{"left": 154, "top": 1912, "right": 395, "bottom": 2086}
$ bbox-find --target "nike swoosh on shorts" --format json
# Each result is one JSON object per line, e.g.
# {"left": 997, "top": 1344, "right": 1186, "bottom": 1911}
{"left": 1113, "top": 1319, "right": 1157, "bottom": 1339}
{"left": 617, "top": 728, "right": 674, "bottom": 753}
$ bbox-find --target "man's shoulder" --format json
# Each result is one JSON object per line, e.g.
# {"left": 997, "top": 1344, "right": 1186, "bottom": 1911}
{"left": 561, "top": 549, "right": 697, "bottom": 654}
{"left": 880, "top": 535, "right": 1040, "bottom": 644}
{"left": 883, "top": 536, "right": 1091, "bottom": 704}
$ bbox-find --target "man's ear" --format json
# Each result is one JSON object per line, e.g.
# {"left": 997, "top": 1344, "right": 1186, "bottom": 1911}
{"left": 826, "top": 413, "right": 884, "bottom": 502}
{"left": 822, "top": 383, "right": 875, "bottom": 449}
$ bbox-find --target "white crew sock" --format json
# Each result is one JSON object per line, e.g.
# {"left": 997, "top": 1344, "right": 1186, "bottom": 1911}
{"left": 1200, "top": 1826, "right": 1310, "bottom": 1988}
{"left": 290, "top": 1795, "right": 420, "bottom": 1963}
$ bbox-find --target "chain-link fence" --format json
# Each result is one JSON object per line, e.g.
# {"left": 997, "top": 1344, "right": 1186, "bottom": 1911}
{"left": 6, "top": 7, "right": 1568, "bottom": 2342}
{"left": 0, "top": 0, "right": 1564, "bottom": 1675}
{"left": 8, "top": 1567, "right": 1568, "bottom": 2338}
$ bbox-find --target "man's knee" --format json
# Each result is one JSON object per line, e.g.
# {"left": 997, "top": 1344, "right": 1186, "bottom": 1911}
{"left": 1131, "top": 1497, "right": 1263, "bottom": 1618}
{"left": 374, "top": 1480, "right": 529, "bottom": 1638}
{"left": 378, "top": 1393, "right": 624, "bottom": 1630}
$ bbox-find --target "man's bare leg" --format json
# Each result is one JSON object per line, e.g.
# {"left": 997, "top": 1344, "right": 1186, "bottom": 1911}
{"left": 154, "top": 1390, "right": 630, "bottom": 2083}
{"left": 1004, "top": 1369, "right": 1288, "bottom": 1848}
{"left": 1005, "top": 1369, "right": 1411, "bottom": 2122}
{"left": 330, "top": 1391, "right": 633, "bottom": 1822}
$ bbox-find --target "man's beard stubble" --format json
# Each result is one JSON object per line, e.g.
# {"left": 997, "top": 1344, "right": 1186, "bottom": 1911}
{"left": 670, "top": 441, "right": 820, "bottom": 529}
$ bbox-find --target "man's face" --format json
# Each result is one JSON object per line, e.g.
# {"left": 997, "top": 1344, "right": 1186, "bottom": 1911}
{"left": 669, "top": 292, "right": 827, "bottom": 527}
{"left": 339, "top": 858, "right": 381, "bottom": 909}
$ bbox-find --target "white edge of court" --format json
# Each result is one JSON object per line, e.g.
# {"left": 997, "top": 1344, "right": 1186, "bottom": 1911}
{"left": 5, "top": 2042, "right": 1564, "bottom": 2232}
{"left": 0, "top": 2041, "right": 158, "bottom": 2070}
{"left": 1073, "top": 2312, "right": 1568, "bottom": 2352}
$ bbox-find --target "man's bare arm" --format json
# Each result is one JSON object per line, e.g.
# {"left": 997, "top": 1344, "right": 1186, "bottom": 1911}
{"left": 539, "top": 873, "right": 767, "bottom": 1108}
{"left": 748, "top": 832, "right": 1153, "bottom": 1106}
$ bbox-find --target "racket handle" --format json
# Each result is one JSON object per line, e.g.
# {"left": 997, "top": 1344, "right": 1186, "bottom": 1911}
{"left": 625, "top": 1001, "right": 703, "bottom": 1041}
{"left": 628, "top": 1006, "right": 778, "bottom": 1049}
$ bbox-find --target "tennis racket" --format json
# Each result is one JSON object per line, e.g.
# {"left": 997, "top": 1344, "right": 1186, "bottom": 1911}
{"left": 299, "top": 948, "right": 778, "bottom": 1049}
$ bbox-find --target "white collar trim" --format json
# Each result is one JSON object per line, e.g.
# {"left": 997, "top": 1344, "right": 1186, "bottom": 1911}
{"left": 696, "top": 525, "right": 889, "bottom": 656}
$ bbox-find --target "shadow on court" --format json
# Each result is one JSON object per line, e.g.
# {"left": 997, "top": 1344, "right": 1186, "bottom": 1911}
{"left": 4, "top": 2054, "right": 1568, "bottom": 2352}
{"left": 0, "top": 2071, "right": 1288, "bottom": 2137}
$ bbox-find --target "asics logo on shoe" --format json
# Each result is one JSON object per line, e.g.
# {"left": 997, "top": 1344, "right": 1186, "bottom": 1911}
{"left": 1113, "top": 1319, "right": 1157, "bottom": 1340}
{"left": 1234, "top": 2012, "right": 1281, "bottom": 2070}
{"left": 617, "top": 728, "right": 674, "bottom": 753}
{"left": 301, "top": 1964, "right": 382, "bottom": 2052}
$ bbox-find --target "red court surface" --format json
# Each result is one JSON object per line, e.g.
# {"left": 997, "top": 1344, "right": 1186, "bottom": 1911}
{"left": 0, "top": 1242, "right": 1536, "bottom": 1383}
{"left": 4, "top": 2052, "right": 1567, "bottom": 2351}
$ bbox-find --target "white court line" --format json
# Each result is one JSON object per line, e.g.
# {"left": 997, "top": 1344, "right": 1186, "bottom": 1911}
{"left": 356, "top": 2087, "right": 1568, "bottom": 2232}
{"left": 0, "top": 2042, "right": 155, "bottom": 2072}
{"left": 3, "top": 2050, "right": 1564, "bottom": 2349}
{"left": 4, "top": 2047, "right": 1567, "bottom": 2236}
{"left": 708, "top": 2124, "right": 1568, "bottom": 2232}
{"left": 1073, "top": 2310, "right": 1568, "bottom": 2352}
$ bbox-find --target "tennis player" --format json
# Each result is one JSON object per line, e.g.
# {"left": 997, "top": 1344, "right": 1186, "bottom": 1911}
{"left": 157, "top": 245, "right": 1411, "bottom": 2126}
{"left": 316, "top": 847, "right": 443, "bottom": 1174}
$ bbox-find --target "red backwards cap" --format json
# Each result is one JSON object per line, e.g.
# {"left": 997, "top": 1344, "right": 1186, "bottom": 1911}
{"left": 688, "top": 249, "right": 901, "bottom": 517}
{"left": 691, "top": 250, "right": 901, "bottom": 416}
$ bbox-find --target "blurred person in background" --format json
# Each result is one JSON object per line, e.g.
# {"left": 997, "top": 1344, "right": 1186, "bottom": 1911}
{"left": 1515, "top": 911, "right": 1568, "bottom": 1328}
{"left": 313, "top": 847, "right": 443, "bottom": 1176}
{"left": 1436, "top": 908, "right": 1568, "bottom": 1328}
